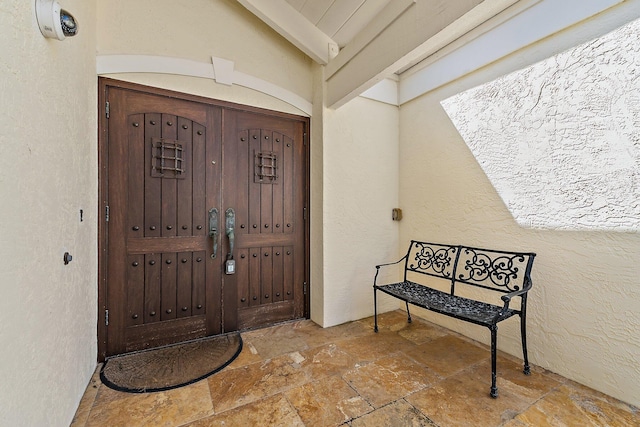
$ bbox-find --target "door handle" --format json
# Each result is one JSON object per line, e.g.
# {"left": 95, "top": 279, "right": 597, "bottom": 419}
{"left": 225, "top": 208, "right": 236, "bottom": 274}
{"left": 208, "top": 208, "right": 219, "bottom": 259}
{"left": 225, "top": 208, "right": 235, "bottom": 258}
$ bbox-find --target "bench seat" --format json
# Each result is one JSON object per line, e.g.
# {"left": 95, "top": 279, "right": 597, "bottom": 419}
{"left": 376, "top": 281, "right": 517, "bottom": 326}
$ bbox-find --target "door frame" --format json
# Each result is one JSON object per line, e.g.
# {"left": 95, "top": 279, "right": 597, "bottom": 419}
{"left": 97, "top": 77, "right": 310, "bottom": 361}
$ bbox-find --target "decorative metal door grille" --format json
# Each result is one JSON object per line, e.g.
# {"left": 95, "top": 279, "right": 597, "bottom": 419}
{"left": 255, "top": 151, "right": 277, "bottom": 183}
{"left": 151, "top": 138, "right": 184, "bottom": 178}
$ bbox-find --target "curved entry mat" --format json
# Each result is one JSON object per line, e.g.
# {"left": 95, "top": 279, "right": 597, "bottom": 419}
{"left": 100, "top": 333, "right": 243, "bottom": 393}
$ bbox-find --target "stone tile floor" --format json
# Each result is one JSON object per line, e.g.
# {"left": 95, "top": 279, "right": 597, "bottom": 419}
{"left": 71, "top": 310, "right": 639, "bottom": 426}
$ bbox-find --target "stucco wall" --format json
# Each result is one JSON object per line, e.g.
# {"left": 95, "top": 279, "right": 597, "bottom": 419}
{"left": 399, "top": 26, "right": 640, "bottom": 407}
{"left": 96, "top": 0, "right": 314, "bottom": 117}
{"left": 442, "top": 17, "right": 640, "bottom": 232}
{"left": 310, "top": 66, "right": 326, "bottom": 325}
{"left": 0, "top": 1, "right": 98, "bottom": 425}
{"left": 321, "top": 96, "right": 400, "bottom": 326}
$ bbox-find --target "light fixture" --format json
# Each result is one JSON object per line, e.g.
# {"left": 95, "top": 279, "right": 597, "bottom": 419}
{"left": 35, "top": 0, "right": 78, "bottom": 41}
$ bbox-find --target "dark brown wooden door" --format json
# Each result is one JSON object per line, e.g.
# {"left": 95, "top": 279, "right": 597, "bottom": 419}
{"left": 100, "top": 82, "right": 308, "bottom": 358}
{"left": 222, "top": 111, "right": 307, "bottom": 331}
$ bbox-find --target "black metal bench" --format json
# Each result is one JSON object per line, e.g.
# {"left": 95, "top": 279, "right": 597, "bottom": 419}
{"left": 373, "top": 241, "right": 536, "bottom": 398}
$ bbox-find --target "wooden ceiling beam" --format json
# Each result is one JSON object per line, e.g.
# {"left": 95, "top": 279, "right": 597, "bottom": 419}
{"left": 325, "top": 0, "right": 525, "bottom": 108}
{"left": 237, "top": 0, "right": 338, "bottom": 65}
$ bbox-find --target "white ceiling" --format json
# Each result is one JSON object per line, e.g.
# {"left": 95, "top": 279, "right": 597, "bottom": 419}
{"left": 237, "top": 0, "right": 519, "bottom": 107}
{"left": 283, "top": 0, "right": 393, "bottom": 48}
{"left": 238, "top": 0, "right": 638, "bottom": 109}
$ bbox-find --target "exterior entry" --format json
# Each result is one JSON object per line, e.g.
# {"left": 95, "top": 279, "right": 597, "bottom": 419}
{"left": 98, "top": 79, "right": 309, "bottom": 359}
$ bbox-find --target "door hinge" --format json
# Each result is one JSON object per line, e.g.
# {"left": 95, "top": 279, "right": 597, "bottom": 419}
{"left": 303, "top": 207, "right": 307, "bottom": 221}
{"left": 105, "top": 205, "right": 110, "bottom": 222}
{"left": 105, "top": 101, "right": 110, "bottom": 119}
{"left": 303, "top": 132, "right": 307, "bottom": 146}
{"left": 105, "top": 309, "right": 109, "bottom": 326}
{"left": 303, "top": 281, "right": 307, "bottom": 295}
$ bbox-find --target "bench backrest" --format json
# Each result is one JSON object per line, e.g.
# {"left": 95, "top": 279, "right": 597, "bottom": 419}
{"left": 404, "top": 241, "right": 535, "bottom": 295}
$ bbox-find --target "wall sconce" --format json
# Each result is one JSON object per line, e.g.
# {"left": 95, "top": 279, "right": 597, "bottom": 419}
{"left": 35, "top": 0, "right": 78, "bottom": 41}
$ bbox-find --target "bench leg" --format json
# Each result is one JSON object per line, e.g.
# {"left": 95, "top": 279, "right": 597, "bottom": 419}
{"left": 373, "top": 287, "right": 379, "bottom": 333}
{"left": 521, "top": 313, "right": 531, "bottom": 375}
{"left": 490, "top": 325, "right": 498, "bottom": 398}
{"left": 405, "top": 301, "right": 412, "bottom": 323}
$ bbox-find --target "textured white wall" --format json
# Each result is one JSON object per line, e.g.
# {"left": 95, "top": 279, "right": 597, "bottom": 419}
{"left": 0, "top": 1, "right": 98, "bottom": 425}
{"left": 96, "top": 0, "right": 314, "bottom": 116}
{"left": 310, "top": 66, "right": 326, "bottom": 325}
{"left": 321, "top": 96, "right": 400, "bottom": 326}
{"left": 399, "top": 20, "right": 640, "bottom": 407}
{"left": 442, "top": 17, "right": 640, "bottom": 231}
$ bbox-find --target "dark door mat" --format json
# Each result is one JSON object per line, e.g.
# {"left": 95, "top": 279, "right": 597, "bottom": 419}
{"left": 100, "top": 333, "right": 242, "bottom": 393}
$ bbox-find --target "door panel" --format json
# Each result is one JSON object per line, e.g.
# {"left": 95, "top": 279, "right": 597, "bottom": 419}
{"left": 105, "top": 88, "right": 221, "bottom": 356}
{"left": 101, "top": 81, "right": 308, "bottom": 358}
{"left": 222, "top": 111, "right": 306, "bottom": 330}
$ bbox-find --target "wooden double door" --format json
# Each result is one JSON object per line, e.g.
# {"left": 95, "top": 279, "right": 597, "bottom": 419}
{"left": 99, "top": 79, "right": 309, "bottom": 358}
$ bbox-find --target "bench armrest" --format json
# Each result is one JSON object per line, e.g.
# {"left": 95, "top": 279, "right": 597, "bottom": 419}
{"left": 500, "top": 276, "right": 532, "bottom": 303}
{"left": 496, "top": 277, "right": 533, "bottom": 319}
{"left": 374, "top": 255, "right": 407, "bottom": 287}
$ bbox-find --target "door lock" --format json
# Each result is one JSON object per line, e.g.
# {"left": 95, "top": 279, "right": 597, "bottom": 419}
{"left": 225, "top": 257, "right": 236, "bottom": 274}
